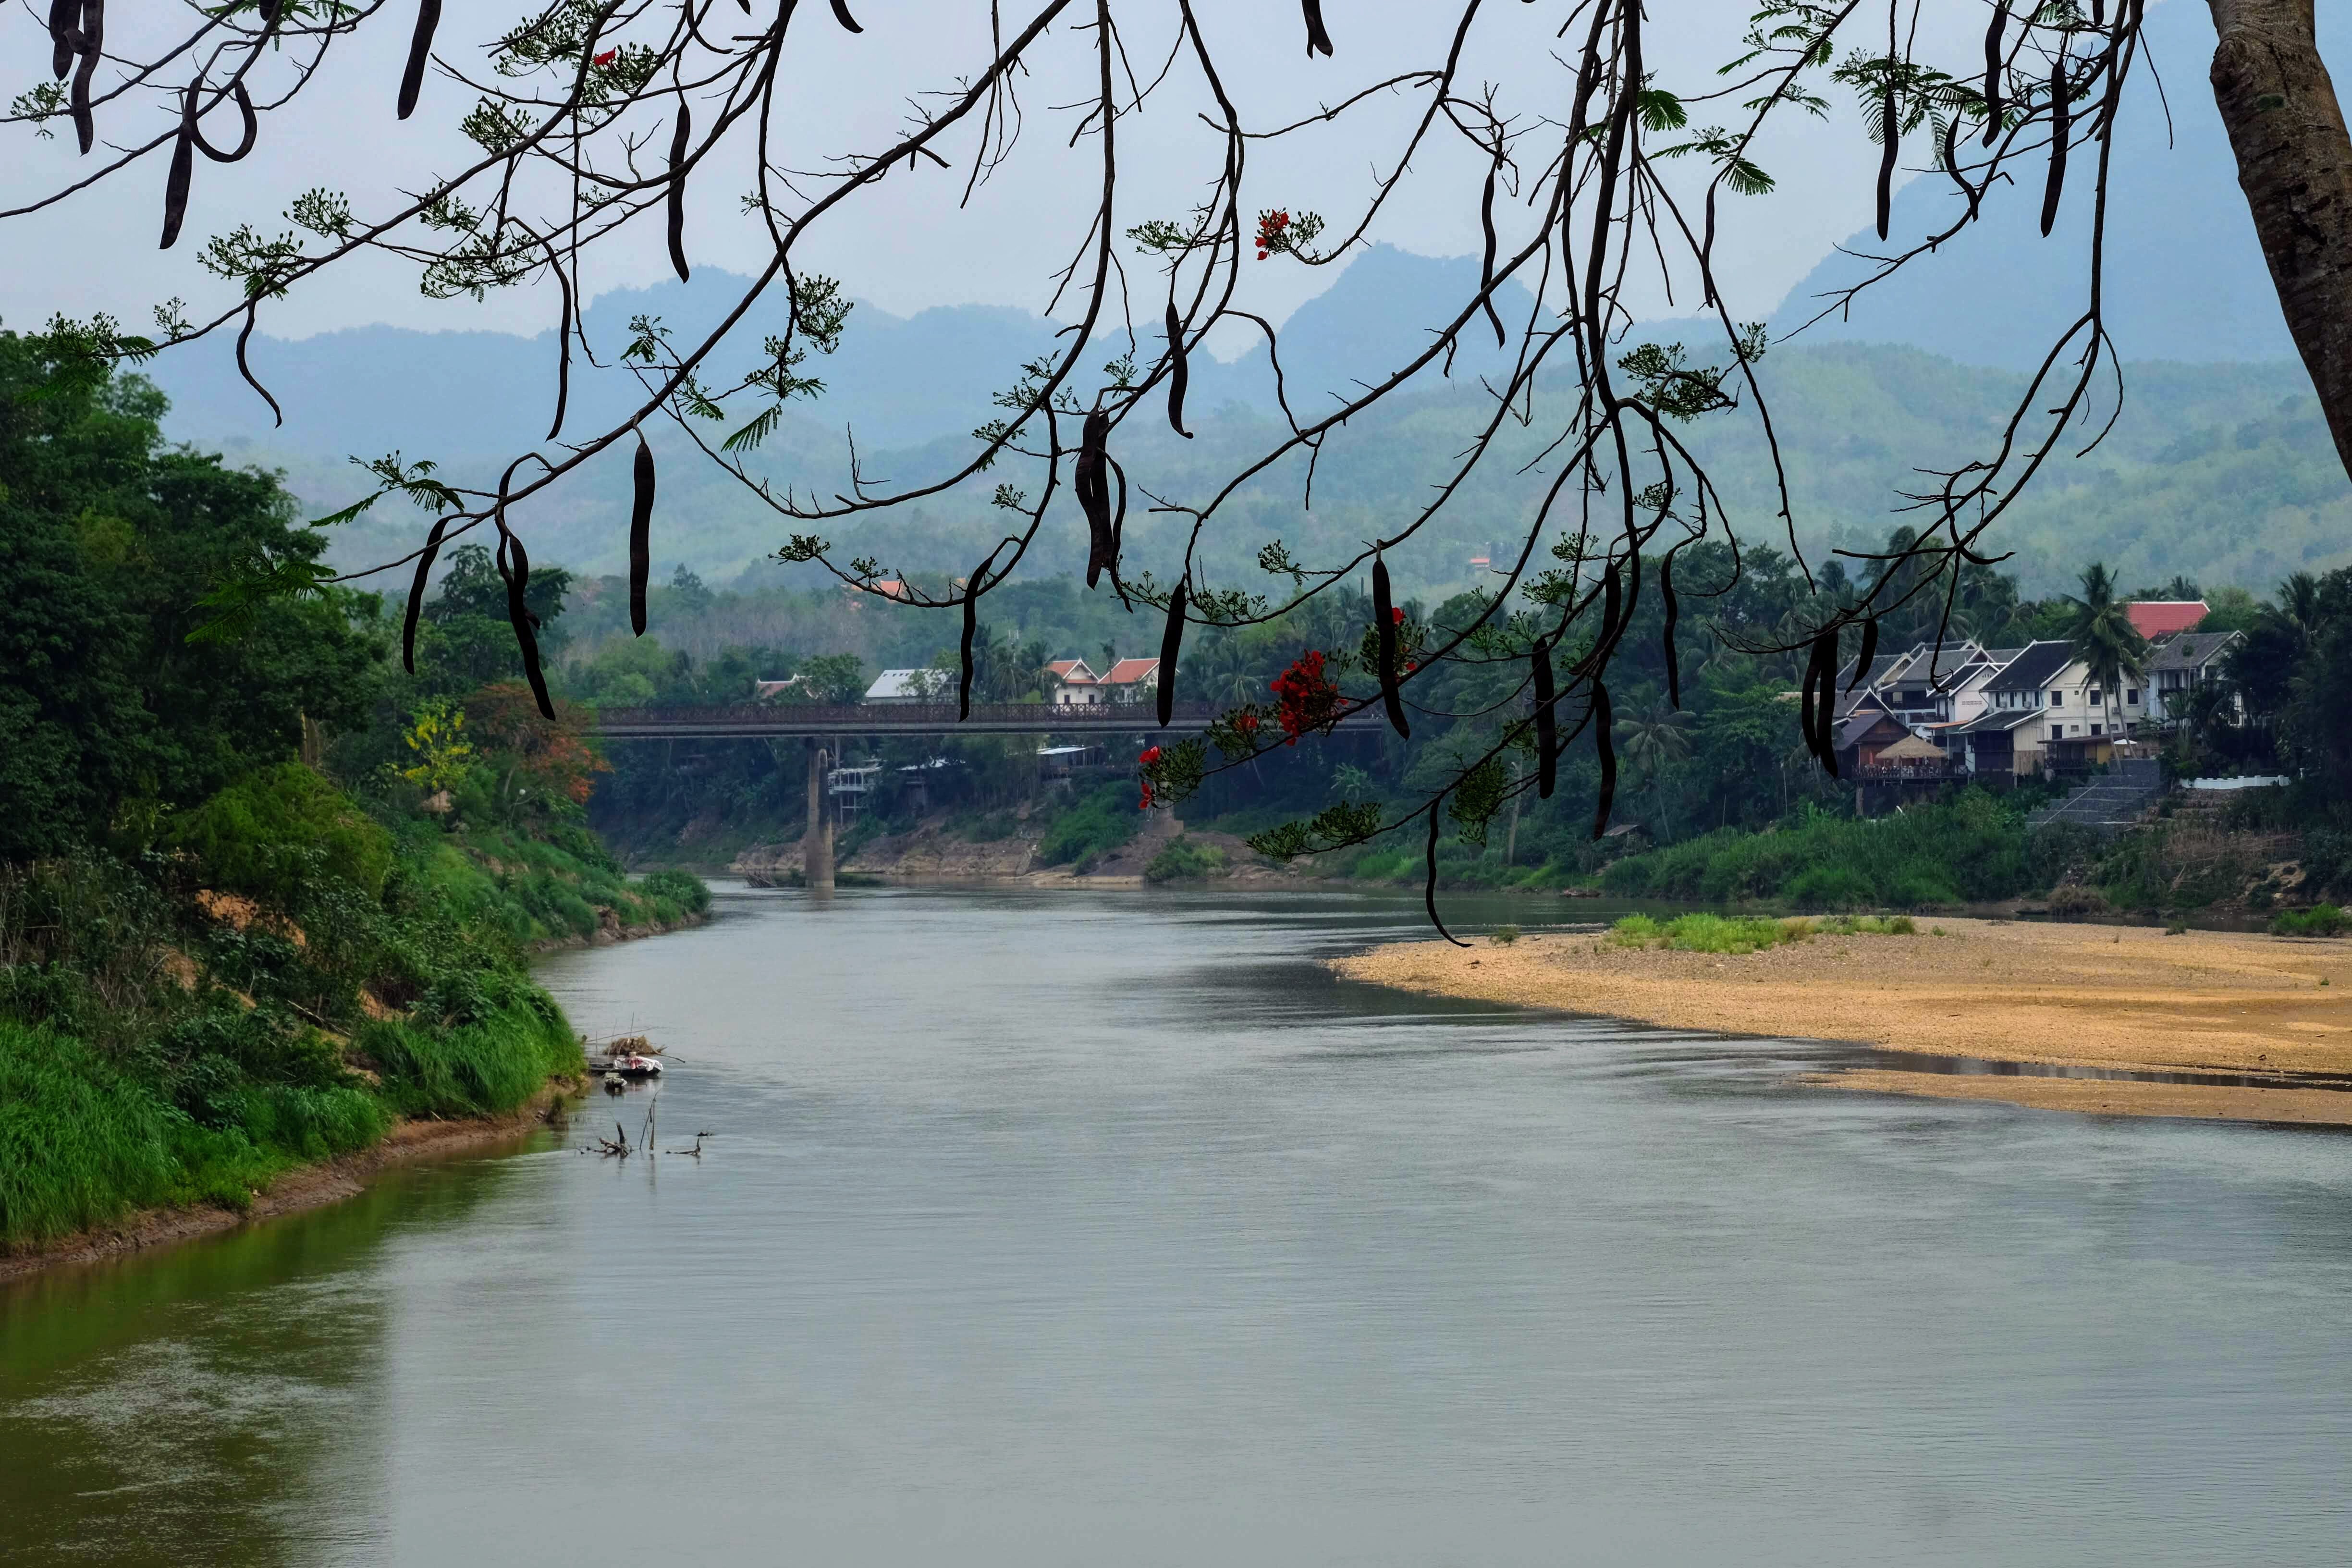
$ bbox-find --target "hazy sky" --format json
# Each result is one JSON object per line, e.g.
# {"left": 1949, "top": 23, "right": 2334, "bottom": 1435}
{"left": 0, "top": 0, "right": 2200, "bottom": 352}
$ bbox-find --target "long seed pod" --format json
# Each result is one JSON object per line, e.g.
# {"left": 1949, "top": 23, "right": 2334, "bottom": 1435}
{"left": 629, "top": 432, "right": 655, "bottom": 636}
{"left": 1598, "top": 562, "right": 1624, "bottom": 651}
{"left": 1532, "top": 638, "right": 1557, "bottom": 799}
{"left": 1372, "top": 553, "right": 1410, "bottom": 739}
{"left": 48, "top": 0, "right": 75, "bottom": 79}
{"left": 1590, "top": 680, "right": 1617, "bottom": 841}
{"left": 1660, "top": 554, "right": 1683, "bottom": 709}
{"left": 69, "top": 0, "right": 101, "bottom": 154}
{"left": 500, "top": 533, "right": 555, "bottom": 720}
{"left": 830, "top": 0, "right": 862, "bottom": 32}
{"left": 666, "top": 99, "right": 692, "bottom": 283}
{"left": 959, "top": 573, "right": 980, "bottom": 721}
{"left": 1845, "top": 615, "right": 1881, "bottom": 695}
{"left": 1799, "top": 633, "right": 1827, "bottom": 759}
{"left": 1107, "top": 458, "right": 1129, "bottom": 590}
{"left": 1810, "top": 630, "right": 1843, "bottom": 774}
{"left": 1078, "top": 410, "right": 1112, "bottom": 588}
{"left": 1478, "top": 162, "right": 1506, "bottom": 348}
{"left": 546, "top": 257, "right": 573, "bottom": 441}
{"left": 1983, "top": 2, "right": 2008, "bottom": 145}
{"left": 1424, "top": 800, "right": 1465, "bottom": 947}
{"left": 193, "top": 82, "right": 257, "bottom": 162}
{"left": 2041, "top": 51, "right": 2069, "bottom": 236}
{"left": 1300, "top": 0, "right": 1333, "bottom": 57}
{"left": 1156, "top": 579, "right": 1187, "bottom": 728}
{"left": 159, "top": 83, "right": 196, "bottom": 249}
{"left": 402, "top": 514, "right": 452, "bottom": 674}
{"left": 398, "top": 0, "right": 441, "bottom": 121}
{"left": 1875, "top": 67, "right": 1897, "bottom": 239}
{"left": 1164, "top": 301, "right": 1191, "bottom": 438}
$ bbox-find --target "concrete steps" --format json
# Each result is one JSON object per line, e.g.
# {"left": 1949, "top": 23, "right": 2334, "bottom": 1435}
{"left": 2026, "top": 759, "right": 2164, "bottom": 834}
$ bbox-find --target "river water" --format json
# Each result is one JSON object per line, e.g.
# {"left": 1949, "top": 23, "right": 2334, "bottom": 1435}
{"left": 6, "top": 882, "right": 2352, "bottom": 1565}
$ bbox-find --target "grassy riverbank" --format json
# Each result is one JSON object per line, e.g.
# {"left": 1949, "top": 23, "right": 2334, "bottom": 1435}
{"left": 1334, "top": 917, "right": 2352, "bottom": 1125}
{"left": 0, "top": 766, "right": 705, "bottom": 1257}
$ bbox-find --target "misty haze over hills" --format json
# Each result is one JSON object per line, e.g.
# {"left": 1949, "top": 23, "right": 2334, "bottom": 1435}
{"left": 144, "top": 0, "right": 2352, "bottom": 603}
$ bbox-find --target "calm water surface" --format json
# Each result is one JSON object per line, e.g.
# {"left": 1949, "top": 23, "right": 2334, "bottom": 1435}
{"left": 6, "top": 883, "right": 2352, "bottom": 1565}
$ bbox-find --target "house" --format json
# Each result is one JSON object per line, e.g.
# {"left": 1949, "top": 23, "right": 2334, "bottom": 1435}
{"left": 1956, "top": 640, "right": 2079, "bottom": 778}
{"left": 864, "top": 668, "right": 949, "bottom": 703}
{"left": 2145, "top": 629, "right": 2242, "bottom": 724}
{"left": 2125, "top": 600, "right": 2208, "bottom": 640}
{"left": 1835, "top": 639, "right": 2008, "bottom": 732}
{"left": 754, "top": 676, "right": 802, "bottom": 700}
{"left": 1095, "top": 657, "right": 1161, "bottom": 703}
{"left": 1834, "top": 707, "right": 1914, "bottom": 774}
{"left": 1046, "top": 658, "right": 1101, "bottom": 706}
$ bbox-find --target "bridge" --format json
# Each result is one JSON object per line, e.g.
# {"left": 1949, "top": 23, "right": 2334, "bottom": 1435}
{"left": 591, "top": 700, "right": 1389, "bottom": 740}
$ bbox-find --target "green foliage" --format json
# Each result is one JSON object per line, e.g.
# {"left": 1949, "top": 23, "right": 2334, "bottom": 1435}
{"left": 1490, "top": 924, "right": 1520, "bottom": 945}
{"left": 638, "top": 868, "right": 712, "bottom": 917}
{"left": 165, "top": 762, "right": 396, "bottom": 905}
{"left": 2269, "top": 905, "right": 2349, "bottom": 938}
{"left": 1143, "top": 837, "right": 1229, "bottom": 883}
{"left": 1034, "top": 782, "right": 1143, "bottom": 872}
{"left": 1600, "top": 792, "right": 2031, "bottom": 909}
{"left": 1607, "top": 911, "right": 1917, "bottom": 954}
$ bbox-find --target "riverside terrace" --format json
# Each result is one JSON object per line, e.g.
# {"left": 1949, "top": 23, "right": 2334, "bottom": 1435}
{"left": 591, "top": 701, "right": 1393, "bottom": 740}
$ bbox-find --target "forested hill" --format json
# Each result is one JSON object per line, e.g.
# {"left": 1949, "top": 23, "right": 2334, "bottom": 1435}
{"left": 159, "top": 331, "right": 2351, "bottom": 604}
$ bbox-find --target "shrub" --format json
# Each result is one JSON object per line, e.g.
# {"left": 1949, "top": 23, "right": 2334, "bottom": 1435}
{"left": 166, "top": 763, "right": 395, "bottom": 906}
{"left": 1035, "top": 782, "right": 1143, "bottom": 869}
{"left": 637, "top": 869, "right": 711, "bottom": 916}
{"left": 2270, "top": 904, "right": 2350, "bottom": 938}
{"left": 2046, "top": 884, "right": 2110, "bottom": 919}
{"left": 1785, "top": 863, "right": 1874, "bottom": 910}
{"left": 1144, "top": 837, "right": 1228, "bottom": 883}
{"left": 1491, "top": 924, "right": 1520, "bottom": 945}
{"left": 0, "top": 1024, "right": 179, "bottom": 1248}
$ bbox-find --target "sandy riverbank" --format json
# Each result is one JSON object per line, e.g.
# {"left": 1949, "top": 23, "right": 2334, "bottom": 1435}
{"left": 0, "top": 1086, "right": 578, "bottom": 1284}
{"left": 1332, "top": 917, "right": 2352, "bottom": 1126}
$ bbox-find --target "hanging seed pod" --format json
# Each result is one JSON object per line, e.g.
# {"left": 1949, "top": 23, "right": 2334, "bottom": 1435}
{"left": 830, "top": 0, "right": 862, "bottom": 33}
{"left": 48, "top": 0, "right": 75, "bottom": 79}
{"left": 629, "top": 432, "right": 655, "bottom": 636}
{"left": 1800, "top": 632, "right": 1828, "bottom": 759}
{"left": 546, "top": 266, "right": 573, "bottom": 441}
{"left": 1478, "top": 164, "right": 1506, "bottom": 348}
{"left": 398, "top": 0, "right": 441, "bottom": 121}
{"left": 1077, "top": 410, "right": 1112, "bottom": 588}
{"left": 500, "top": 533, "right": 555, "bottom": 720}
{"left": 193, "top": 82, "right": 257, "bottom": 162}
{"left": 1164, "top": 301, "right": 1192, "bottom": 439}
{"left": 403, "top": 514, "right": 452, "bottom": 675}
{"left": 1156, "top": 579, "right": 1187, "bottom": 728}
{"left": 1809, "top": 630, "right": 1843, "bottom": 774}
{"left": 666, "top": 99, "right": 692, "bottom": 283}
{"left": 1982, "top": 2, "right": 2007, "bottom": 145}
{"left": 1590, "top": 680, "right": 1617, "bottom": 840}
{"left": 1875, "top": 81, "right": 1897, "bottom": 241}
{"left": 1300, "top": 0, "right": 1333, "bottom": 57}
{"left": 1107, "top": 457, "right": 1129, "bottom": 586}
{"left": 1598, "top": 562, "right": 1624, "bottom": 651}
{"left": 159, "top": 83, "right": 197, "bottom": 249}
{"left": 1423, "top": 799, "right": 1465, "bottom": 947}
{"left": 1372, "top": 553, "right": 1410, "bottom": 739}
{"left": 69, "top": 0, "right": 101, "bottom": 154}
{"left": 1532, "top": 637, "right": 1557, "bottom": 799}
{"left": 1845, "top": 615, "right": 1880, "bottom": 694}
{"left": 1660, "top": 555, "right": 1683, "bottom": 709}
{"left": 959, "top": 576, "right": 980, "bottom": 721}
{"left": 2041, "top": 51, "right": 2069, "bottom": 236}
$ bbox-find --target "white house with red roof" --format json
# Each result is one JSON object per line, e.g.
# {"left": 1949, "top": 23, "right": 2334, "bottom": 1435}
{"left": 1046, "top": 656, "right": 1159, "bottom": 705}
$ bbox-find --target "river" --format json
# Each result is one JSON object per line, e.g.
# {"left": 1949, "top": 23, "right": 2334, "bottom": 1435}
{"left": 6, "top": 882, "right": 2351, "bottom": 1564}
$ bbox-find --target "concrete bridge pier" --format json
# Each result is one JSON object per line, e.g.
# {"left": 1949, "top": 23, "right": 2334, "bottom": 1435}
{"left": 804, "top": 739, "right": 835, "bottom": 892}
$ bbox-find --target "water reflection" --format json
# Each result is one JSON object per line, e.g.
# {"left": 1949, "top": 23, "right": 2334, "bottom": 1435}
{"left": 6, "top": 882, "right": 2352, "bottom": 1566}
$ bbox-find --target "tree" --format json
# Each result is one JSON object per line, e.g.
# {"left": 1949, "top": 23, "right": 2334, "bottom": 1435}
{"left": 1615, "top": 701, "right": 1693, "bottom": 840}
{"left": 0, "top": 334, "right": 382, "bottom": 859}
{"left": 2062, "top": 564, "right": 2151, "bottom": 739}
{"left": 14, "top": 0, "right": 2352, "bottom": 919}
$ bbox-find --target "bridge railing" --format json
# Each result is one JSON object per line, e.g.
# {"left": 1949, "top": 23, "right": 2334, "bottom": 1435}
{"left": 595, "top": 699, "right": 1212, "bottom": 729}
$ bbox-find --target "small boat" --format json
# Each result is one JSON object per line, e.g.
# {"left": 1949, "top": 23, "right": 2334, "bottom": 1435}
{"left": 587, "top": 1052, "right": 664, "bottom": 1078}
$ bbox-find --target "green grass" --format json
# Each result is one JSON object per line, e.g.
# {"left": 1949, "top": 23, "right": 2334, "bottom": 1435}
{"left": 1609, "top": 911, "right": 1918, "bottom": 954}
{"left": 1034, "top": 782, "right": 1144, "bottom": 871}
{"left": 2270, "top": 904, "right": 2350, "bottom": 937}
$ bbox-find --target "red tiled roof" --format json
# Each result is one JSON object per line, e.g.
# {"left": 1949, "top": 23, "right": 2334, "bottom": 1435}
{"left": 2125, "top": 600, "right": 2207, "bottom": 638}
{"left": 1098, "top": 657, "right": 1160, "bottom": 686}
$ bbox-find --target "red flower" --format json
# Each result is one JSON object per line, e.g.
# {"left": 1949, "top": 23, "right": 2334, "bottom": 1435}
{"left": 1139, "top": 745, "right": 1162, "bottom": 766}
{"left": 1139, "top": 783, "right": 1155, "bottom": 811}
{"left": 1390, "top": 606, "right": 1405, "bottom": 624}
{"left": 592, "top": 48, "right": 616, "bottom": 65}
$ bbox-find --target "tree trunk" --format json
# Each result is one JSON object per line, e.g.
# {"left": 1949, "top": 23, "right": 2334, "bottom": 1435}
{"left": 2209, "top": 0, "right": 2352, "bottom": 475}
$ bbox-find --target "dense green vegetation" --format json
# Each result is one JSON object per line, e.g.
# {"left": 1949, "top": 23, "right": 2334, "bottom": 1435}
{"left": 1143, "top": 837, "right": 1229, "bottom": 883}
{"left": 1607, "top": 912, "right": 1919, "bottom": 954}
{"left": 0, "top": 331, "right": 703, "bottom": 1253}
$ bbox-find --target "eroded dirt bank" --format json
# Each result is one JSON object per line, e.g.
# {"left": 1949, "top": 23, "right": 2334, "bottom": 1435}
{"left": 1332, "top": 918, "right": 2352, "bottom": 1125}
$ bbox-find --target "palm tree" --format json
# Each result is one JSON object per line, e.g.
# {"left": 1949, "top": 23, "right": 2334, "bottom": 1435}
{"left": 2062, "top": 562, "right": 2151, "bottom": 741}
{"left": 1616, "top": 699, "right": 1693, "bottom": 838}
